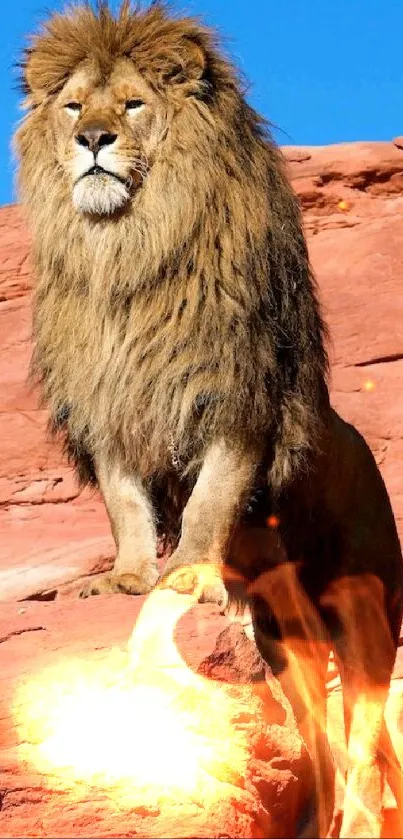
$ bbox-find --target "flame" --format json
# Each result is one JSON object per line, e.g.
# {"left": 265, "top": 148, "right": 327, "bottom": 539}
{"left": 12, "top": 563, "right": 403, "bottom": 835}
{"left": 13, "top": 589, "right": 249, "bottom": 812}
{"left": 249, "top": 563, "right": 403, "bottom": 837}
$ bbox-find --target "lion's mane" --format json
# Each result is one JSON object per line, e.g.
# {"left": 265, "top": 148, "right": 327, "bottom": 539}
{"left": 15, "top": 1, "right": 329, "bottom": 507}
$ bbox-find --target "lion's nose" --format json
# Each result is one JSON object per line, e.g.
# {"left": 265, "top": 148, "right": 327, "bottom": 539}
{"left": 75, "top": 128, "right": 117, "bottom": 154}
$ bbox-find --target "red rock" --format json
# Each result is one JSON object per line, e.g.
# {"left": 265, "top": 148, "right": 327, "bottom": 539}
{"left": 0, "top": 594, "right": 313, "bottom": 838}
{"left": 287, "top": 143, "right": 403, "bottom": 537}
{"left": 0, "top": 218, "right": 113, "bottom": 600}
{"left": 0, "top": 205, "right": 31, "bottom": 301}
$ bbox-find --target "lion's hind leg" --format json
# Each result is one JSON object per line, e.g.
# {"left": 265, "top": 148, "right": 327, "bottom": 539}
{"left": 326, "top": 573, "right": 403, "bottom": 839}
{"left": 379, "top": 718, "right": 403, "bottom": 828}
{"left": 250, "top": 563, "right": 335, "bottom": 839}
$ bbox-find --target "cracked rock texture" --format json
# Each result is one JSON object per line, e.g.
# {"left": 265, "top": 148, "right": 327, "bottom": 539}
{"left": 285, "top": 141, "right": 403, "bottom": 541}
{"left": 0, "top": 596, "right": 314, "bottom": 838}
{"left": 1, "top": 141, "right": 403, "bottom": 837}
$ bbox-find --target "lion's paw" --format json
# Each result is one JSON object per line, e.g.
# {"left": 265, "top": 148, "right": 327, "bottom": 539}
{"left": 79, "top": 568, "right": 159, "bottom": 598}
{"left": 160, "top": 563, "right": 228, "bottom": 610}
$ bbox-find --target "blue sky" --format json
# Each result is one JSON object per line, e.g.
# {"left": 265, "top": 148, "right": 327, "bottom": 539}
{"left": 2, "top": 0, "right": 403, "bottom": 206}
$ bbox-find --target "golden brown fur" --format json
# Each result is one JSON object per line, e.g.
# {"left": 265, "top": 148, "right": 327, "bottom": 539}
{"left": 15, "top": 4, "right": 403, "bottom": 837}
{"left": 15, "top": 0, "right": 328, "bottom": 511}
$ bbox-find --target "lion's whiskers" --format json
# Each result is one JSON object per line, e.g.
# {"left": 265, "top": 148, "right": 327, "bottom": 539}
{"left": 132, "top": 155, "right": 150, "bottom": 184}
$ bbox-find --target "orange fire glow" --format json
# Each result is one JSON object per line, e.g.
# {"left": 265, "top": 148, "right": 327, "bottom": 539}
{"left": 12, "top": 566, "right": 403, "bottom": 837}
{"left": 249, "top": 564, "right": 403, "bottom": 837}
{"left": 362, "top": 378, "right": 376, "bottom": 392}
{"left": 13, "top": 589, "right": 249, "bottom": 811}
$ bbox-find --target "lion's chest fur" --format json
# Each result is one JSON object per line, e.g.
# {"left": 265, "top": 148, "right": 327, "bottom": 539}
{"left": 33, "top": 259, "right": 276, "bottom": 477}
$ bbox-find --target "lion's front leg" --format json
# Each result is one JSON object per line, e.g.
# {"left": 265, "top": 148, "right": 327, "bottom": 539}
{"left": 160, "top": 439, "right": 261, "bottom": 608}
{"left": 80, "top": 457, "right": 159, "bottom": 598}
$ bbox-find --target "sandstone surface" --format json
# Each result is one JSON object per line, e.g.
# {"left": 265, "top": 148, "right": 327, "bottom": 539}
{"left": 0, "top": 594, "right": 314, "bottom": 838}
{"left": 1, "top": 140, "right": 403, "bottom": 836}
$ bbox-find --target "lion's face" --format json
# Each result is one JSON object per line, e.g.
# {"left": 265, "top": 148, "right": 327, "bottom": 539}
{"left": 53, "top": 58, "right": 168, "bottom": 216}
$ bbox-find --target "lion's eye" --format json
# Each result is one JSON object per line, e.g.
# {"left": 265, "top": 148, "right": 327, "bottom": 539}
{"left": 125, "top": 99, "right": 145, "bottom": 112}
{"left": 64, "top": 102, "right": 82, "bottom": 113}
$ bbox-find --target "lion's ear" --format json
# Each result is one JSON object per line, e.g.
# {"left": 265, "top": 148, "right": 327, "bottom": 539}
{"left": 161, "top": 37, "right": 206, "bottom": 86}
{"left": 20, "top": 49, "right": 68, "bottom": 103}
{"left": 19, "top": 10, "right": 90, "bottom": 102}
{"left": 181, "top": 38, "right": 206, "bottom": 81}
{"left": 22, "top": 53, "right": 49, "bottom": 100}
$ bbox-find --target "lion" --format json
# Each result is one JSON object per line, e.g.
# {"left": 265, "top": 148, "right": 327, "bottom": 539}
{"left": 14, "top": 2, "right": 403, "bottom": 836}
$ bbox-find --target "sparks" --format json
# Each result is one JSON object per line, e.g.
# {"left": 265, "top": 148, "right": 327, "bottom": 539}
{"left": 362, "top": 379, "right": 376, "bottom": 392}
